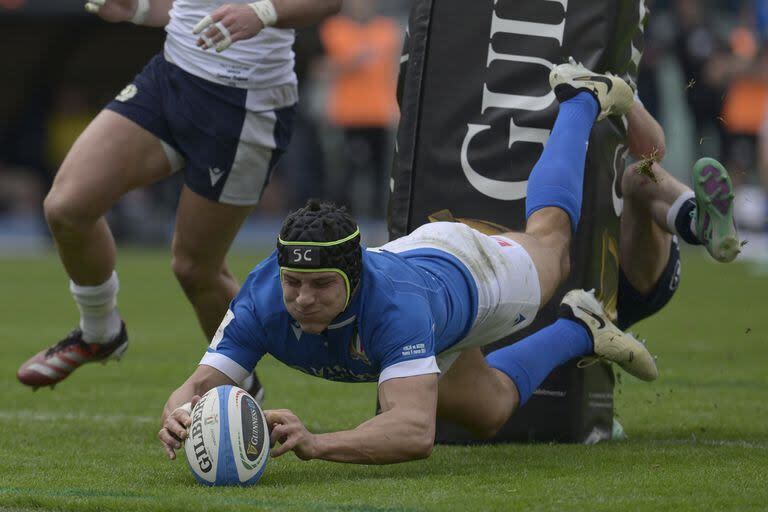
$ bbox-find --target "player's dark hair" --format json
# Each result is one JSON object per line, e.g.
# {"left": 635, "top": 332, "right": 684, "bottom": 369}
{"left": 277, "top": 200, "right": 362, "bottom": 307}
{"left": 279, "top": 199, "right": 358, "bottom": 243}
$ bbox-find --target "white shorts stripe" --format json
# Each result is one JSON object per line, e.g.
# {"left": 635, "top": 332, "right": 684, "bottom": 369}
{"left": 160, "top": 140, "right": 185, "bottom": 173}
{"left": 219, "top": 104, "right": 278, "bottom": 206}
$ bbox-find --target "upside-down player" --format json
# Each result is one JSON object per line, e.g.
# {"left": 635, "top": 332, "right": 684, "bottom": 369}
{"left": 16, "top": 0, "right": 342, "bottom": 400}
{"left": 158, "top": 62, "right": 657, "bottom": 464}
{"left": 615, "top": 101, "right": 740, "bottom": 331}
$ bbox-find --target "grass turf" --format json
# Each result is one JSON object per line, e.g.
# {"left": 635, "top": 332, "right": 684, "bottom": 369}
{"left": 0, "top": 248, "right": 766, "bottom": 511}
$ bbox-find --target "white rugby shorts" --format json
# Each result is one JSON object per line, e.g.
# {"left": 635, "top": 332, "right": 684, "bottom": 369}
{"left": 381, "top": 222, "right": 541, "bottom": 373}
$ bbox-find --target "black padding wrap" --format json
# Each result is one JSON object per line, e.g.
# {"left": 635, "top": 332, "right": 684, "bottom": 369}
{"left": 277, "top": 201, "right": 363, "bottom": 304}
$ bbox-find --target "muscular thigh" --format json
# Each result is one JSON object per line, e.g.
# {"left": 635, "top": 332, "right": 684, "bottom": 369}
{"left": 619, "top": 197, "right": 672, "bottom": 296}
{"left": 171, "top": 186, "right": 256, "bottom": 269}
{"left": 498, "top": 207, "right": 571, "bottom": 305}
{"left": 50, "top": 110, "right": 172, "bottom": 218}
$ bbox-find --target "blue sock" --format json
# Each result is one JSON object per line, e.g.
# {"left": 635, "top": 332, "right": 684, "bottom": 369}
{"left": 525, "top": 91, "right": 598, "bottom": 232}
{"left": 485, "top": 318, "right": 593, "bottom": 406}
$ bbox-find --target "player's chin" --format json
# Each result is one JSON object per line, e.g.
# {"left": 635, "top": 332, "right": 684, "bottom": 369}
{"left": 297, "top": 319, "right": 330, "bottom": 334}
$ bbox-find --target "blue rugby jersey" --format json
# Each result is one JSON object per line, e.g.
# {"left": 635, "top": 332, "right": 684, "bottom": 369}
{"left": 200, "top": 248, "right": 478, "bottom": 385}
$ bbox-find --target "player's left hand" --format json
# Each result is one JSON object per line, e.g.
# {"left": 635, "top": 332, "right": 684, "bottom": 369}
{"left": 265, "top": 409, "right": 318, "bottom": 460}
{"left": 193, "top": 4, "right": 265, "bottom": 53}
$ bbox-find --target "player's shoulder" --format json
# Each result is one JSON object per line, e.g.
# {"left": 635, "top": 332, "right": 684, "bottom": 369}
{"left": 358, "top": 251, "right": 432, "bottom": 318}
{"left": 360, "top": 250, "right": 410, "bottom": 294}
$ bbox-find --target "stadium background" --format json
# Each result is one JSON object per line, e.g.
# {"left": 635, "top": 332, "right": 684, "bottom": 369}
{"left": 2, "top": 0, "right": 768, "bottom": 255}
{"left": 0, "top": 0, "right": 766, "bottom": 510}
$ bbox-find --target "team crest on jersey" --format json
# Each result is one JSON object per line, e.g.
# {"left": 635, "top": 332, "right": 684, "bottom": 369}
{"left": 115, "top": 84, "right": 138, "bottom": 102}
{"left": 348, "top": 325, "right": 370, "bottom": 366}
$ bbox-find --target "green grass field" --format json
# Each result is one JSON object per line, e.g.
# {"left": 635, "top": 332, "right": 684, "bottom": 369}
{"left": 0, "top": 249, "right": 766, "bottom": 511}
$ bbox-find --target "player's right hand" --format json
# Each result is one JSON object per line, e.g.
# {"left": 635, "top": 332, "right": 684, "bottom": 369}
{"left": 158, "top": 395, "right": 200, "bottom": 460}
{"left": 84, "top": 0, "right": 138, "bottom": 23}
{"left": 193, "top": 4, "right": 265, "bottom": 53}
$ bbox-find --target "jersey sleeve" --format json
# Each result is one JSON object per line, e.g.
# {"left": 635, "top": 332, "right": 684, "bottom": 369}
{"left": 368, "top": 300, "right": 440, "bottom": 386}
{"left": 199, "top": 287, "right": 267, "bottom": 384}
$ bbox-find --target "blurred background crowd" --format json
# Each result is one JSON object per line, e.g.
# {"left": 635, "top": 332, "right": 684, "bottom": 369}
{"left": 1, "top": 0, "right": 768, "bottom": 262}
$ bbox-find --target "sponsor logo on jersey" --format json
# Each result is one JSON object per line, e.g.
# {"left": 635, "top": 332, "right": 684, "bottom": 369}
{"left": 115, "top": 84, "right": 138, "bottom": 102}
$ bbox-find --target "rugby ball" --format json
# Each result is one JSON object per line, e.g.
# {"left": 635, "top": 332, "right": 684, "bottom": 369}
{"left": 184, "top": 385, "right": 270, "bottom": 486}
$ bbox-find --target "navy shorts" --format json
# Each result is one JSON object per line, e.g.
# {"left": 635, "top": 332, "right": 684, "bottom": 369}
{"left": 616, "top": 237, "right": 681, "bottom": 330}
{"left": 106, "top": 53, "right": 296, "bottom": 205}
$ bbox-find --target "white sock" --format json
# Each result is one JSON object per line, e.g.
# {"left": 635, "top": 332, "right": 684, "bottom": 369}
{"left": 70, "top": 271, "right": 122, "bottom": 344}
{"left": 665, "top": 190, "right": 695, "bottom": 235}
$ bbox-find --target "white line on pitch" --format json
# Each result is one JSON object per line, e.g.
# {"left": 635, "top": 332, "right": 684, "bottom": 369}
{"left": 0, "top": 409, "right": 155, "bottom": 424}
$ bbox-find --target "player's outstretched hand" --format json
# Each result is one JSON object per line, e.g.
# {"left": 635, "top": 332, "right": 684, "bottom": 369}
{"left": 193, "top": 4, "right": 265, "bottom": 53}
{"left": 84, "top": 0, "right": 138, "bottom": 23}
{"left": 265, "top": 409, "right": 318, "bottom": 460}
{"left": 158, "top": 395, "right": 201, "bottom": 460}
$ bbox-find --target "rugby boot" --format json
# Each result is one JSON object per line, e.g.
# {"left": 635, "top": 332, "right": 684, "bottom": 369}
{"left": 549, "top": 57, "right": 635, "bottom": 120}
{"left": 560, "top": 290, "right": 658, "bottom": 381}
{"left": 17, "top": 323, "right": 129, "bottom": 389}
{"left": 692, "top": 157, "right": 741, "bottom": 262}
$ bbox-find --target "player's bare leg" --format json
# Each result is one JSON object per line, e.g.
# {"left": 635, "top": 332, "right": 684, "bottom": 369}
{"left": 619, "top": 162, "right": 684, "bottom": 294}
{"left": 500, "top": 207, "right": 572, "bottom": 305}
{"left": 45, "top": 111, "right": 173, "bottom": 284}
{"left": 171, "top": 186, "right": 253, "bottom": 338}
{"left": 438, "top": 290, "right": 657, "bottom": 439}
{"left": 437, "top": 348, "right": 519, "bottom": 439}
{"left": 18, "top": 111, "right": 174, "bottom": 388}
{"left": 171, "top": 186, "right": 264, "bottom": 400}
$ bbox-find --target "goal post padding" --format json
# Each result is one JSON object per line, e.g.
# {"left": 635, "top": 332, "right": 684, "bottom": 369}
{"left": 387, "top": 0, "right": 645, "bottom": 443}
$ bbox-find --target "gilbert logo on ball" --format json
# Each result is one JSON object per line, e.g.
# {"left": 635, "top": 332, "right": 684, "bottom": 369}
{"left": 184, "top": 385, "right": 270, "bottom": 486}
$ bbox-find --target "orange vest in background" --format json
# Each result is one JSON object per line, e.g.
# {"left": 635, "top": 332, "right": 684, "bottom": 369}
{"left": 721, "top": 78, "right": 768, "bottom": 135}
{"left": 320, "top": 15, "right": 400, "bottom": 127}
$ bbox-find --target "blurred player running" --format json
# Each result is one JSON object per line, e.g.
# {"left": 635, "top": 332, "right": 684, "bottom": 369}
{"left": 16, "top": 0, "right": 342, "bottom": 398}
{"left": 157, "top": 62, "right": 658, "bottom": 464}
